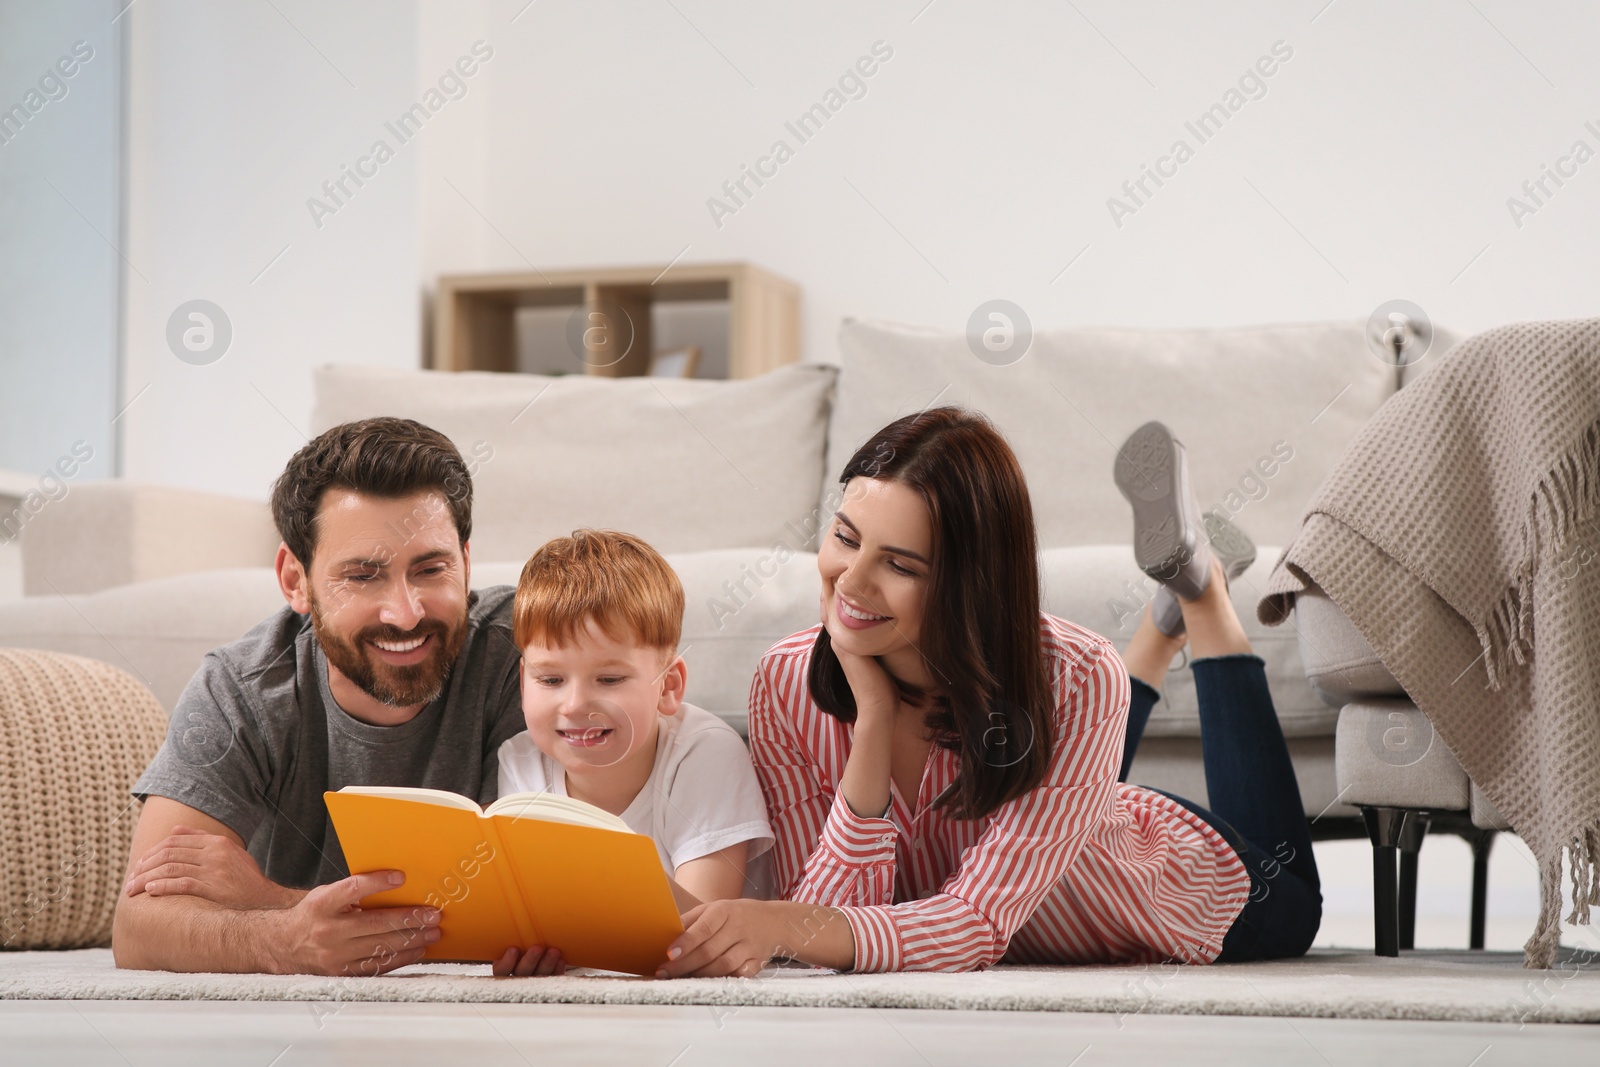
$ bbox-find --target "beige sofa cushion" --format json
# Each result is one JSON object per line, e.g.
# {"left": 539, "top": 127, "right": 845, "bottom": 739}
{"left": 0, "top": 543, "right": 1330, "bottom": 743}
{"left": 0, "top": 569, "right": 286, "bottom": 713}
{"left": 1039, "top": 545, "right": 1332, "bottom": 740}
{"left": 829, "top": 318, "right": 1405, "bottom": 549}
{"left": 1335, "top": 700, "right": 1471, "bottom": 811}
{"left": 0, "top": 551, "right": 821, "bottom": 732}
{"left": 473, "top": 550, "right": 819, "bottom": 729}
{"left": 312, "top": 364, "right": 837, "bottom": 561}
{"left": 20, "top": 482, "right": 278, "bottom": 597}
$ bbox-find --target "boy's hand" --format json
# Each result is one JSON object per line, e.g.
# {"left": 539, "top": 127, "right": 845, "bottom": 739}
{"left": 125, "top": 825, "right": 299, "bottom": 909}
{"left": 492, "top": 944, "right": 567, "bottom": 977}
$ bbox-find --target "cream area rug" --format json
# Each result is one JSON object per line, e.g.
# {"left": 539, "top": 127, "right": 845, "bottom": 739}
{"left": 3, "top": 948, "right": 1598, "bottom": 1024}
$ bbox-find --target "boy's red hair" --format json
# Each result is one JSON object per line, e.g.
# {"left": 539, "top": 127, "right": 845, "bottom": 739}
{"left": 513, "top": 529, "right": 683, "bottom": 654}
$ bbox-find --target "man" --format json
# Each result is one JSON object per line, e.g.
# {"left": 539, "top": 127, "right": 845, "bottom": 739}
{"left": 112, "top": 418, "right": 525, "bottom": 974}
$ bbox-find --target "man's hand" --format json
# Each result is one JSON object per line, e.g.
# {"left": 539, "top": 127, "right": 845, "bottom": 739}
{"left": 112, "top": 798, "right": 437, "bottom": 975}
{"left": 268, "top": 871, "right": 441, "bottom": 976}
{"left": 491, "top": 945, "right": 567, "bottom": 978}
{"left": 125, "top": 826, "right": 297, "bottom": 909}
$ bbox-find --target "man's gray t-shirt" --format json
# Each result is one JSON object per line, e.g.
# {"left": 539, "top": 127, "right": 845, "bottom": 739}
{"left": 134, "top": 585, "right": 526, "bottom": 889}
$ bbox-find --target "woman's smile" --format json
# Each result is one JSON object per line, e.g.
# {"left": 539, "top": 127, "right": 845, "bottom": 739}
{"left": 835, "top": 593, "right": 891, "bottom": 629}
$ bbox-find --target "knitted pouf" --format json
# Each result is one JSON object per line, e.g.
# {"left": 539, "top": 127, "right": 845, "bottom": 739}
{"left": 0, "top": 649, "right": 167, "bottom": 950}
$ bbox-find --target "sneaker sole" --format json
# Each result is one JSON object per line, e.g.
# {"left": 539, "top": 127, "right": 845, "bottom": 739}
{"left": 1113, "top": 421, "right": 1212, "bottom": 600}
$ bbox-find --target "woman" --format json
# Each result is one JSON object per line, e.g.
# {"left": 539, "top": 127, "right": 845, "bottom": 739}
{"left": 656, "top": 408, "right": 1320, "bottom": 978}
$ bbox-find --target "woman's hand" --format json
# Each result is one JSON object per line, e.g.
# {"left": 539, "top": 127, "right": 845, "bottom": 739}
{"left": 822, "top": 583, "right": 904, "bottom": 819}
{"left": 824, "top": 625, "right": 902, "bottom": 818}
{"left": 657, "top": 899, "right": 857, "bottom": 978}
{"left": 656, "top": 899, "right": 780, "bottom": 978}
{"left": 492, "top": 945, "right": 567, "bottom": 977}
{"left": 821, "top": 588, "right": 900, "bottom": 722}
{"left": 832, "top": 644, "right": 901, "bottom": 723}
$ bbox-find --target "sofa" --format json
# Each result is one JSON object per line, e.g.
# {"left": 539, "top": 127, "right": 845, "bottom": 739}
{"left": 0, "top": 316, "right": 1472, "bottom": 945}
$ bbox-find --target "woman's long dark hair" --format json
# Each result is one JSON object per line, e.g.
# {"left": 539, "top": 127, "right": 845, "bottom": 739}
{"left": 807, "top": 407, "right": 1053, "bottom": 820}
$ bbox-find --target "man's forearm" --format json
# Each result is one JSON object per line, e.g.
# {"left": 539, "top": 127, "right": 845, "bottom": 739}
{"left": 263, "top": 885, "right": 309, "bottom": 908}
{"left": 112, "top": 893, "right": 290, "bottom": 973}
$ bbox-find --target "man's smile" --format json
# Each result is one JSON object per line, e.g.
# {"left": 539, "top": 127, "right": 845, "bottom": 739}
{"left": 365, "top": 632, "right": 435, "bottom": 667}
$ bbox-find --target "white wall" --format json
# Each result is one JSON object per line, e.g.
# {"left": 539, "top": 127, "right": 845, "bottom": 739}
{"left": 115, "top": 0, "right": 1596, "bottom": 500}
{"left": 120, "top": 0, "right": 421, "bottom": 498}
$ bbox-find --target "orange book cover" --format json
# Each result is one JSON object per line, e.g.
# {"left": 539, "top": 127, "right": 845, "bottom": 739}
{"left": 324, "top": 787, "right": 684, "bottom": 976}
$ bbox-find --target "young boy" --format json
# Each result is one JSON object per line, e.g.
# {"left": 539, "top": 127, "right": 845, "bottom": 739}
{"left": 492, "top": 529, "right": 774, "bottom": 977}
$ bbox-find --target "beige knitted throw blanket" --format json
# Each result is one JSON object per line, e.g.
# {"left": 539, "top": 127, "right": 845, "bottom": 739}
{"left": 1257, "top": 318, "right": 1600, "bottom": 968}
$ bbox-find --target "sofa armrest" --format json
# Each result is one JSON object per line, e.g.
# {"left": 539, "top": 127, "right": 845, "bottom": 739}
{"left": 1291, "top": 586, "right": 1409, "bottom": 707}
{"left": 19, "top": 481, "right": 280, "bottom": 596}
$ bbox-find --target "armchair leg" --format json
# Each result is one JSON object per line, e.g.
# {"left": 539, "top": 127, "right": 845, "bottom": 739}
{"left": 1398, "top": 813, "right": 1430, "bottom": 950}
{"left": 1362, "top": 806, "right": 1411, "bottom": 958}
{"left": 1469, "top": 829, "right": 1496, "bottom": 950}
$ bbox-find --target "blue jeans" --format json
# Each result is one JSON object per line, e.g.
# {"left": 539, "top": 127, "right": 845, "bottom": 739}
{"left": 1119, "top": 653, "right": 1322, "bottom": 962}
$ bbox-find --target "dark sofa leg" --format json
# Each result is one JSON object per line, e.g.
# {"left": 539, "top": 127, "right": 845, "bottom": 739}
{"left": 1469, "top": 829, "right": 1496, "bottom": 950}
{"left": 1362, "top": 806, "right": 1410, "bottom": 958}
{"left": 1398, "top": 813, "right": 1429, "bottom": 950}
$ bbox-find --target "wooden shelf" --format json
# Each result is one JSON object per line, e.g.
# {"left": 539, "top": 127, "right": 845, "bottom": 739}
{"left": 432, "top": 262, "right": 800, "bottom": 379}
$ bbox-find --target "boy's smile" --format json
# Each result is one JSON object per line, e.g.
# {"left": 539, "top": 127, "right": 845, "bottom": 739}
{"left": 557, "top": 724, "right": 614, "bottom": 748}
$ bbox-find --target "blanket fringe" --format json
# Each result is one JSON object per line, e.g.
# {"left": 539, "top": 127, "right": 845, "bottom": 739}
{"left": 1524, "top": 822, "right": 1600, "bottom": 968}
{"left": 1479, "top": 417, "right": 1600, "bottom": 690}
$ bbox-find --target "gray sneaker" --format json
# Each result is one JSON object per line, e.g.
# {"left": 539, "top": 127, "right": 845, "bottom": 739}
{"left": 1113, "top": 420, "right": 1214, "bottom": 601}
{"left": 1150, "top": 509, "right": 1257, "bottom": 636}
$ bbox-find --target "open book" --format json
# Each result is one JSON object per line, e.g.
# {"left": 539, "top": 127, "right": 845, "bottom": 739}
{"left": 324, "top": 786, "right": 684, "bottom": 976}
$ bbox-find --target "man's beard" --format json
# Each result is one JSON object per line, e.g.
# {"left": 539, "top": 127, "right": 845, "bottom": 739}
{"left": 310, "top": 593, "right": 469, "bottom": 709}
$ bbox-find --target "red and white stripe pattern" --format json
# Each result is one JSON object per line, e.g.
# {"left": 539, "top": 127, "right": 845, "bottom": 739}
{"left": 748, "top": 616, "right": 1251, "bottom": 973}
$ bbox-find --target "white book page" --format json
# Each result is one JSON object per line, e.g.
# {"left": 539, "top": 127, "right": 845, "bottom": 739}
{"left": 336, "top": 786, "right": 484, "bottom": 814}
{"left": 486, "top": 792, "right": 632, "bottom": 833}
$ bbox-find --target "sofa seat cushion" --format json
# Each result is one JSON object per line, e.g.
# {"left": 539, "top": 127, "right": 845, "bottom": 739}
{"left": 0, "top": 545, "right": 1330, "bottom": 743}
{"left": 1042, "top": 545, "right": 1333, "bottom": 740}
{"left": 1124, "top": 735, "right": 1349, "bottom": 821}
{"left": 474, "top": 548, "right": 820, "bottom": 731}
{"left": 0, "top": 550, "right": 823, "bottom": 735}
{"left": 829, "top": 318, "right": 1415, "bottom": 550}
{"left": 1334, "top": 700, "right": 1470, "bottom": 811}
{"left": 312, "top": 364, "right": 837, "bottom": 562}
{"left": 0, "top": 569, "right": 286, "bottom": 714}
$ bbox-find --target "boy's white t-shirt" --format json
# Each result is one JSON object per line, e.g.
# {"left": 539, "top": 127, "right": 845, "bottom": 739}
{"left": 495, "top": 702, "right": 774, "bottom": 879}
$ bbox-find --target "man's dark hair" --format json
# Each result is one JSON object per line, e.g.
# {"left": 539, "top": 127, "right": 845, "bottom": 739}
{"left": 270, "top": 417, "right": 473, "bottom": 568}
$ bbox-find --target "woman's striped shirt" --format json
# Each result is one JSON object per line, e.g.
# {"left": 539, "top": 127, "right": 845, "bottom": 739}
{"left": 748, "top": 615, "right": 1250, "bottom": 972}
